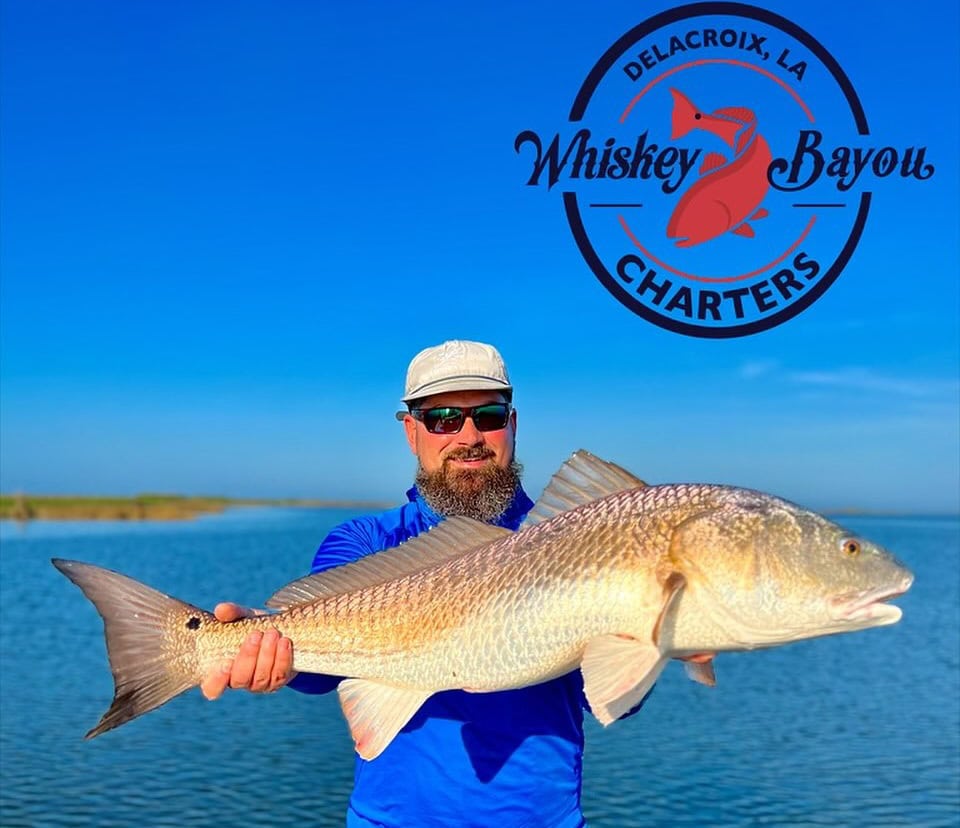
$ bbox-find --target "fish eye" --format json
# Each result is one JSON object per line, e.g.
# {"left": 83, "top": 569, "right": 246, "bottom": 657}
{"left": 841, "top": 538, "right": 861, "bottom": 557}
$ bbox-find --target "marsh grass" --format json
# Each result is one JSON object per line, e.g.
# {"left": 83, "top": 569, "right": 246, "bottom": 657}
{"left": 0, "top": 493, "right": 390, "bottom": 521}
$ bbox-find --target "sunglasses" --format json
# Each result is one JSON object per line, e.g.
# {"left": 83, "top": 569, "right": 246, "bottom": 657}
{"left": 408, "top": 403, "right": 512, "bottom": 434}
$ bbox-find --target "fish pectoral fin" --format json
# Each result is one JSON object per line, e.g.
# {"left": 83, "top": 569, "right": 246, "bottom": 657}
{"left": 337, "top": 679, "right": 432, "bottom": 761}
{"left": 652, "top": 571, "right": 687, "bottom": 646}
{"left": 751, "top": 207, "right": 769, "bottom": 220}
{"left": 581, "top": 571, "right": 686, "bottom": 721}
{"left": 700, "top": 152, "right": 727, "bottom": 174}
{"left": 581, "top": 635, "right": 667, "bottom": 726}
{"left": 732, "top": 223, "right": 755, "bottom": 238}
{"left": 683, "top": 658, "right": 717, "bottom": 687}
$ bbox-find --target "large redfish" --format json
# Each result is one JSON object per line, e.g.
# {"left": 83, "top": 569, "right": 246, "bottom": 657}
{"left": 666, "top": 88, "right": 773, "bottom": 246}
{"left": 53, "top": 451, "right": 912, "bottom": 760}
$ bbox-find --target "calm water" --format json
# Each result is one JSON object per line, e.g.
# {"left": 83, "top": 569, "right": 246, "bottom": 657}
{"left": 1, "top": 509, "right": 957, "bottom": 827}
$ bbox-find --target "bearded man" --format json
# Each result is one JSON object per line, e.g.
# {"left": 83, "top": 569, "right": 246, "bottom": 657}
{"left": 201, "top": 340, "right": 648, "bottom": 828}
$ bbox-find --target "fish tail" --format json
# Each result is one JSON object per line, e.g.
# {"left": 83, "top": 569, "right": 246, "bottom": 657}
{"left": 52, "top": 558, "right": 210, "bottom": 739}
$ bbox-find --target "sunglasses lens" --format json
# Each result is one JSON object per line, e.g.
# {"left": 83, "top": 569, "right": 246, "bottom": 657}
{"left": 423, "top": 407, "right": 465, "bottom": 434}
{"left": 473, "top": 404, "right": 510, "bottom": 431}
{"left": 417, "top": 404, "right": 510, "bottom": 434}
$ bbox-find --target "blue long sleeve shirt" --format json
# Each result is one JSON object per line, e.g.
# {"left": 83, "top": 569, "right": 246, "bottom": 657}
{"left": 288, "top": 485, "right": 646, "bottom": 827}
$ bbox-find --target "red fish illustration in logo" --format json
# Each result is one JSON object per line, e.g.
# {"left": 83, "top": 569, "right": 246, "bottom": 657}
{"left": 666, "top": 89, "right": 772, "bottom": 247}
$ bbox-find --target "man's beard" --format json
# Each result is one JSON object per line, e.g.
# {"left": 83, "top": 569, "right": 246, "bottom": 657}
{"left": 415, "top": 447, "right": 523, "bottom": 523}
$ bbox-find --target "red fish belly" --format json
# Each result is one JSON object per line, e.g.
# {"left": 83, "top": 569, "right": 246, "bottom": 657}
{"left": 667, "top": 136, "right": 773, "bottom": 247}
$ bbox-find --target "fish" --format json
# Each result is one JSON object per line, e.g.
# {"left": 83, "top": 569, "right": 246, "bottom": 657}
{"left": 53, "top": 450, "right": 912, "bottom": 760}
{"left": 666, "top": 88, "right": 773, "bottom": 246}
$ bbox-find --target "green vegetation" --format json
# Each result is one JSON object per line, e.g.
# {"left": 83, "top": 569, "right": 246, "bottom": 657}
{"left": 0, "top": 493, "right": 392, "bottom": 521}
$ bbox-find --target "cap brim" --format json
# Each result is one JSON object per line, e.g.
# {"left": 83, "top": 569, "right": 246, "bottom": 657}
{"left": 401, "top": 377, "right": 513, "bottom": 404}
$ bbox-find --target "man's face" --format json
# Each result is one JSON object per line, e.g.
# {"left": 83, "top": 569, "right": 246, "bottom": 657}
{"left": 401, "top": 389, "right": 520, "bottom": 521}
{"left": 402, "top": 389, "right": 516, "bottom": 475}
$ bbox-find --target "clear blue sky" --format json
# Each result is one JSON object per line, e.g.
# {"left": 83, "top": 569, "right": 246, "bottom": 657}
{"left": 2, "top": 0, "right": 958, "bottom": 514}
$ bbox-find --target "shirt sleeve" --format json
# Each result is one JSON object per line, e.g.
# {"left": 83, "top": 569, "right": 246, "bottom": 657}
{"left": 286, "top": 518, "right": 381, "bottom": 696}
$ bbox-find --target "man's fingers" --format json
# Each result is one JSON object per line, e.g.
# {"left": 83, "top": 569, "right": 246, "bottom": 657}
{"left": 214, "top": 602, "right": 251, "bottom": 623}
{"left": 229, "top": 630, "right": 263, "bottom": 689}
{"left": 267, "top": 637, "right": 296, "bottom": 693}
{"left": 200, "top": 660, "right": 233, "bottom": 700}
{"left": 250, "top": 629, "right": 279, "bottom": 692}
{"left": 271, "top": 638, "right": 296, "bottom": 690}
{"left": 199, "top": 619, "right": 292, "bottom": 699}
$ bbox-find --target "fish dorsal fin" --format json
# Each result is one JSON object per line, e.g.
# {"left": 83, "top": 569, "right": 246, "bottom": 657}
{"left": 714, "top": 106, "right": 754, "bottom": 124}
{"left": 700, "top": 151, "right": 727, "bottom": 174}
{"left": 520, "top": 450, "right": 646, "bottom": 529}
{"left": 735, "top": 123, "right": 756, "bottom": 153}
{"left": 338, "top": 679, "right": 433, "bottom": 760}
{"left": 265, "top": 517, "right": 512, "bottom": 609}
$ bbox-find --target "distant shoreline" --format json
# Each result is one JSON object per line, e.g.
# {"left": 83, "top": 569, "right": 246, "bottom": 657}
{"left": 1, "top": 494, "right": 955, "bottom": 523}
{"left": 823, "top": 508, "right": 960, "bottom": 519}
{"left": 0, "top": 494, "right": 394, "bottom": 522}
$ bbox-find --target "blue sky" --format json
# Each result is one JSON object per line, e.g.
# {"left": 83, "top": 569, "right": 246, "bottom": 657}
{"left": 2, "top": 0, "right": 958, "bottom": 514}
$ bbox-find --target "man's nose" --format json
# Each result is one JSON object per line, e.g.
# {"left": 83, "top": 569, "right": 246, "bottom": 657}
{"left": 457, "top": 414, "right": 485, "bottom": 443}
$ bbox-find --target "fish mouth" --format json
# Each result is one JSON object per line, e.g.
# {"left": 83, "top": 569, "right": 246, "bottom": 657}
{"left": 831, "top": 574, "right": 914, "bottom": 627}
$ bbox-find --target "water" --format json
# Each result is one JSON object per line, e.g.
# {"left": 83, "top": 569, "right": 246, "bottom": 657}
{"left": 1, "top": 510, "right": 957, "bottom": 827}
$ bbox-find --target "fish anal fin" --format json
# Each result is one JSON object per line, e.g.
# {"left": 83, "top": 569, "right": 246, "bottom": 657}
{"left": 337, "top": 679, "right": 432, "bottom": 760}
{"left": 751, "top": 207, "right": 769, "bottom": 220}
{"left": 581, "top": 634, "right": 666, "bottom": 726}
{"left": 267, "top": 517, "right": 512, "bottom": 609}
{"left": 683, "top": 658, "right": 717, "bottom": 687}
{"left": 700, "top": 152, "right": 727, "bottom": 174}
{"left": 520, "top": 450, "right": 646, "bottom": 529}
{"left": 732, "top": 223, "right": 755, "bottom": 238}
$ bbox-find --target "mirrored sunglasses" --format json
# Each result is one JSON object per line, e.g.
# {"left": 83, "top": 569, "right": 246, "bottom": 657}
{"left": 409, "top": 403, "right": 511, "bottom": 434}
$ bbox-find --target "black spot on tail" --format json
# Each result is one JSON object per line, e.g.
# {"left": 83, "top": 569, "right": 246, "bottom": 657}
{"left": 50, "top": 558, "right": 204, "bottom": 739}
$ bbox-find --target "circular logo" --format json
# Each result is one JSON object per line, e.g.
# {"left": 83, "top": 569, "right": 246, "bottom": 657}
{"left": 515, "top": 3, "right": 934, "bottom": 337}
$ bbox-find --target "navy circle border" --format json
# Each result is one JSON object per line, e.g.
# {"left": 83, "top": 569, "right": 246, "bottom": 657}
{"left": 565, "top": 2, "right": 871, "bottom": 338}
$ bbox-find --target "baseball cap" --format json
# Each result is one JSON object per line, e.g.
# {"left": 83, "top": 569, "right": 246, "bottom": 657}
{"left": 400, "top": 340, "right": 513, "bottom": 405}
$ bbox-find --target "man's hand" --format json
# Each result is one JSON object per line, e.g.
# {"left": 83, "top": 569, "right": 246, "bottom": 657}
{"left": 199, "top": 603, "right": 297, "bottom": 700}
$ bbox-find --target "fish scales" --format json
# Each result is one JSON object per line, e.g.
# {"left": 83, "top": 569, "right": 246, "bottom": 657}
{"left": 135, "top": 484, "right": 802, "bottom": 685}
{"left": 51, "top": 451, "right": 912, "bottom": 758}
{"left": 270, "top": 484, "right": 731, "bottom": 688}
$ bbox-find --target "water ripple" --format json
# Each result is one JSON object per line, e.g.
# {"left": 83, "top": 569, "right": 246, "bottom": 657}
{"left": 2, "top": 513, "right": 957, "bottom": 827}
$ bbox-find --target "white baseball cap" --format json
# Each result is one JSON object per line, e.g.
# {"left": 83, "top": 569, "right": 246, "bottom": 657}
{"left": 400, "top": 340, "right": 513, "bottom": 404}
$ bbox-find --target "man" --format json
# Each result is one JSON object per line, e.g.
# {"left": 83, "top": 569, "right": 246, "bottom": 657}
{"left": 201, "top": 340, "right": 644, "bottom": 827}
